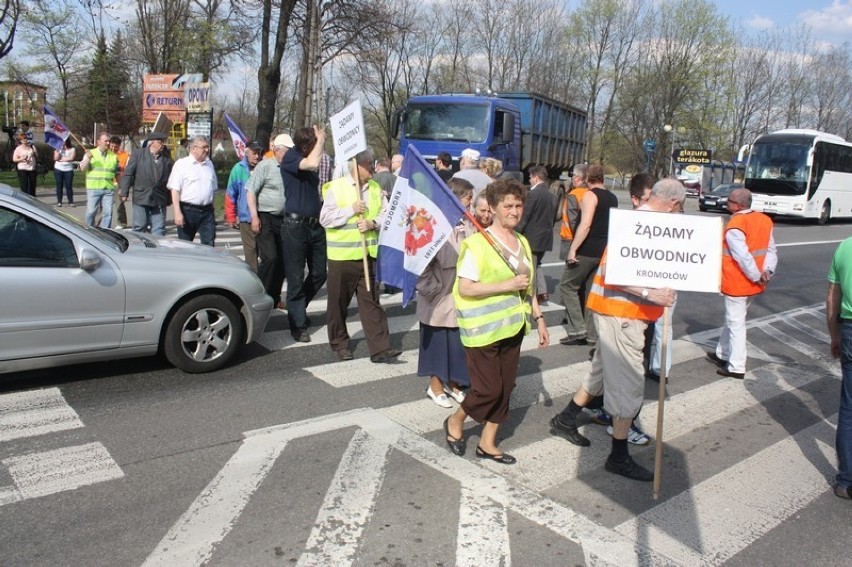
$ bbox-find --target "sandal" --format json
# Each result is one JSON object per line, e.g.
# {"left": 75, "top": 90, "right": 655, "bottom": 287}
{"left": 475, "top": 445, "right": 516, "bottom": 465}
{"left": 443, "top": 417, "right": 465, "bottom": 456}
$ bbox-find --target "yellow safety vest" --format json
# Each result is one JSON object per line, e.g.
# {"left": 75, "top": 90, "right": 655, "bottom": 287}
{"left": 323, "top": 176, "right": 382, "bottom": 261}
{"left": 86, "top": 148, "right": 118, "bottom": 190}
{"left": 453, "top": 232, "right": 533, "bottom": 348}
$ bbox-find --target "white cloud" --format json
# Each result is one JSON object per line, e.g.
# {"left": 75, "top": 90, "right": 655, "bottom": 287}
{"left": 801, "top": 0, "right": 852, "bottom": 36}
{"left": 745, "top": 14, "right": 775, "bottom": 30}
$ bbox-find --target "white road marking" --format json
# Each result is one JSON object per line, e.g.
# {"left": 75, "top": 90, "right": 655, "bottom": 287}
{"left": 298, "top": 430, "right": 390, "bottom": 566}
{"left": 0, "top": 387, "right": 84, "bottom": 442}
{"left": 615, "top": 418, "right": 837, "bottom": 566}
{"left": 142, "top": 432, "right": 291, "bottom": 567}
{"left": 456, "top": 485, "right": 510, "bottom": 566}
{"left": 0, "top": 485, "right": 21, "bottom": 506}
{"left": 2, "top": 442, "right": 123, "bottom": 500}
{"left": 755, "top": 322, "right": 834, "bottom": 371}
{"left": 778, "top": 314, "right": 831, "bottom": 344}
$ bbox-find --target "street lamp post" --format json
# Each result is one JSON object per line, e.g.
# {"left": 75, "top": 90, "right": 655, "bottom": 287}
{"left": 663, "top": 124, "right": 686, "bottom": 177}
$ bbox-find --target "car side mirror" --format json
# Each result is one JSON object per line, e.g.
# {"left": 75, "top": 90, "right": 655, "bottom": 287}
{"left": 79, "top": 248, "right": 101, "bottom": 271}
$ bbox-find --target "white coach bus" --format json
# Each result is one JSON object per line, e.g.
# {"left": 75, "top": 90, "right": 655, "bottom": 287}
{"left": 744, "top": 128, "right": 852, "bottom": 224}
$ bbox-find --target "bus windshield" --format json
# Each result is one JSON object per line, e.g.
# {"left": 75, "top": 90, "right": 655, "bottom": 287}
{"left": 403, "top": 103, "right": 489, "bottom": 143}
{"left": 745, "top": 141, "right": 810, "bottom": 195}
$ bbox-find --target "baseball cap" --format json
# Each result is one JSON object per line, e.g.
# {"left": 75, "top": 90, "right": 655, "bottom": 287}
{"left": 273, "top": 133, "right": 294, "bottom": 148}
{"left": 461, "top": 148, "right": 480, "bottom": 161}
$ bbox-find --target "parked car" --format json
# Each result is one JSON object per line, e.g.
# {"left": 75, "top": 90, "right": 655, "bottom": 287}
{"left": 698, "top": 183, "right": 743, "bottom": 212}
{"left": 0, "top": 185, "right": 273, "bottom": 374}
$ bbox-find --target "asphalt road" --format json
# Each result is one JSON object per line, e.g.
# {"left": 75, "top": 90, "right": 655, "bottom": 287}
{"left": 1, "top": 188, "right": 850, "bottom": 565}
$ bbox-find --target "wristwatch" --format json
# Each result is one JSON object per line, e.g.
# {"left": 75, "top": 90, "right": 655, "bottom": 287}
{"left": 641, "top": 288, "right": 649, "bottom": 299}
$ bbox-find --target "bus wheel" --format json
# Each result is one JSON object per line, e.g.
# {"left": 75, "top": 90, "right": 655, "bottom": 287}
{"left": 819, "top": 200, "right": 831, "bottom": 225}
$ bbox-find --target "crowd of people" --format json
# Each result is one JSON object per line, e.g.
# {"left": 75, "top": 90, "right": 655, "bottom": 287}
{"left": 24, "top": 123, "right": 852, "bottom": 497}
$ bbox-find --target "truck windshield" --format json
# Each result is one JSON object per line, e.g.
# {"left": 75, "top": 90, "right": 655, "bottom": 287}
{"left": 744, "top": 141, "right": 809, "bottom": 195}
{"left": 403, "top": 104, "right": 489, "bottom": 143}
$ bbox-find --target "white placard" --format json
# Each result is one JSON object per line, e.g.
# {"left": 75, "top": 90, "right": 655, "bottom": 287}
{"left": 604, "top": 208, "right": 723, "bottom": 293}
{"left": 330, "top": 100, "right": 367, "bottom": 162}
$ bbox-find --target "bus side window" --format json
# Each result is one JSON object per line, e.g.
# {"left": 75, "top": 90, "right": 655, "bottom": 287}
{"left": 811, "top": 143, "right": 825, "bottom": 192}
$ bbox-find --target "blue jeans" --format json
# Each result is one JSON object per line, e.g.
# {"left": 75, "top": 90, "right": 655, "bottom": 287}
{"left": 177, "top": 203, "right": 215, "bottom": 246}
{"left": 85, "top": 189, "right": 114, "bottom": 228}
{"left": 132, "top": 203, "right": 167, "bottom": 236}
{"left": 280, "top": 216, "right": 327, "bottom": 332}
{"left": 54, "top": 169, "right": 74, "bottom": 204}
{"left": 837, "top": 322, "right": 852, "bottom": 490}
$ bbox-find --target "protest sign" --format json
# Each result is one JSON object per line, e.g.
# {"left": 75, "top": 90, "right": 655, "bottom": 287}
{"left": 330, "top": 100, "right": 367, "bottom": 162}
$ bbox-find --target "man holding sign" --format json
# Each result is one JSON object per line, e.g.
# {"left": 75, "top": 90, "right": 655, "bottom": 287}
{"left": 550, "top": 179, "right": 685, "bottom": 482}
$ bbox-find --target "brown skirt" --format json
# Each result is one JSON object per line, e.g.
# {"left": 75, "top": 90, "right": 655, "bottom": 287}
{"left": 461, "top": 329, "right": 524, "bottom": 424}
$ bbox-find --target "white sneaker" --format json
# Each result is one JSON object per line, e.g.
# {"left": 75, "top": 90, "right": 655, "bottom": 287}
{"left": 607, "top": 424, "right": 651, "bottom": 446}
{"left": 426, "top": 386, "right": 452, "bottom": 408}
{"left": 115, "top": 224, "right": 124, "bottom": 230}
{"left": 443, "top": 385, "right": 466, "bottom": 404}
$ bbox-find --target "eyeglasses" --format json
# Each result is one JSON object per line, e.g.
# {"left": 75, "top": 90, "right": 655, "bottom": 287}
{"left": 193, "top": 145, "right": 210, "bottom": 150}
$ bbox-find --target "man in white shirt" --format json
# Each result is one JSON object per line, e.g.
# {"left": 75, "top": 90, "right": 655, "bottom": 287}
{"left": 452, "top": 148, "right": 493, "bottom": 200}
{"left": 168, "top": 135, "right": 218, "bottom": 246}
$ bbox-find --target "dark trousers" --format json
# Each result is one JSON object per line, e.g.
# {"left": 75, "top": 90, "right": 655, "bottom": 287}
{"left": 461, "top": 329, "right": 524, "bottom": 424}
{"left": 54, "top": 170, "right": 74, "bottom": 204}
{"left": 256, "top": 212, "right": 285, "bottom": 303}
{"left": 114, "top": 187, "right": 128, "bottom": 226}
{"left": 280, "top": 216, "right": 327, "bottom": 332}
{"left": 177, "top": 203, "right": 215, "bottom": 246}
{"left": 17, "top": 169, "right": 37, "bottom": 196}
{"left": 326, "top": 258, "right": 390, "bottom": 355}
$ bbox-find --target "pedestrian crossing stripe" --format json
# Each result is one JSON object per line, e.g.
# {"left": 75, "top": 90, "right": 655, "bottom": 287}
{"left": 142, "top": 302, "right": 840, "bottom": 566}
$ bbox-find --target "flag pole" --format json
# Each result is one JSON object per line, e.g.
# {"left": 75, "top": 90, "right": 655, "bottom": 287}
{"left": 351, "top": 156, "right": 371, "bottom": 292}
{"left": 653, "top": 306, "right": 670, "bottom": 500}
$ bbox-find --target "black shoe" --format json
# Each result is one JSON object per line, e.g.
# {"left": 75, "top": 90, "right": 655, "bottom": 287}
{"left": 645, "top": 370, "right": 669, "bottom": 384}
{"left": 475, "top": 445, "right": 516, "bottom": 465}
{"left": 336, "top": 349, "right": 354, "bottom": 361}
{"left": 716, "top": 368, "right": 745, "bottom": 379}
{"left": 292, "top": 330, "right": 311, "bottom": 343}
{"left": 444, "top": 417, "right": 465, "bottom": 456}
{"left": 559, "top": 336, "right": 589, "bottom": 346}
{"left": 605, "top": 455, "right": 654, "bottom": 482}
{"left": 550, "top": 416, "right": 591, "bottom": 447}
{"left": 370, "top": 348, "right": 403, "bottom": 363}
{"left": 834, "top": 484, "right": 852, "bottom": 500}
{"left": 706, "top": 351, "right": 728, "bottom": 368}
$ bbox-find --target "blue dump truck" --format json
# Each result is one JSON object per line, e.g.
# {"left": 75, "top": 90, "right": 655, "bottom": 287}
{"left": 392, "top": 92, "right": 587, "bottom": 180}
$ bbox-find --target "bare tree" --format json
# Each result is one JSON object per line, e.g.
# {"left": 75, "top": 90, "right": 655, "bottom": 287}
{"left": 0, "top": 0, "right": 19, "bottom": 60}
{"left": 255, "top": 0, "right": 298, "bottom": 145}
{"left": 19, "top": 0, "right": 85, "bottom": 118}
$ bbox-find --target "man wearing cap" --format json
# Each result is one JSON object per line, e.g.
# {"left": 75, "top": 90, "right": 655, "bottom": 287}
{"left": 226, "top": 141, "right": 264, "bottom": 271}
{"left": 248, "top": 134, "right": 290, "bottom": 307}
{"left": 452, "top": 148, "right": 492, "bottom": 200}
{"left": 280, "top": 125, "right": 328, "bottom": 342}
{"left": 120, "top": 131, "right": 174, "bottom": 235}
{"left": 169, "top": 135, "right": 218, "bottom": 246}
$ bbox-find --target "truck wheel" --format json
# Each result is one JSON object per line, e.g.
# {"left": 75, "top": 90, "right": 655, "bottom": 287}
{"left": 163, "top": 295, "right": 243, "bottom": 373}
{"left": 818, "top": 200, "right": 831, "bottom": 225}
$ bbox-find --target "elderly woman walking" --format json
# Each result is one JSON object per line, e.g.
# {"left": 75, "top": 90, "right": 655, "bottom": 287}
{"left": 443, "top": 178, "right": 549, "bottom": 464}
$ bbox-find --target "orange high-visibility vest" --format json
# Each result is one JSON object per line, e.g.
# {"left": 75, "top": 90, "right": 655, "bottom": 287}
{"left": 560, "top": 187, "right": 588, "bottom": 240}
{"left": 586, "top": 249, "right": 664, "bottom": 322}
{"left": 721, "top": 211, "right": 773, "bottom": 297}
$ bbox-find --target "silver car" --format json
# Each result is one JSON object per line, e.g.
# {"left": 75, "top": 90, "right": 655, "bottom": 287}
{"left": 0, "top": 185, "right": 273, "bottom": 374}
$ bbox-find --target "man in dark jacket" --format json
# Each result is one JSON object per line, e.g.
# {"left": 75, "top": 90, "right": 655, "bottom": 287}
{"left": 119, "top": 132, "right": 175, "bottom": 235}
{"left": 518, "top": 165, "right": 558, "bottom": 302}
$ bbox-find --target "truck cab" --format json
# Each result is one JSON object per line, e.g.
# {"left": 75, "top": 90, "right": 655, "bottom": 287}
{"left": 393, "top": 94, "right": 521, "bottom": 176}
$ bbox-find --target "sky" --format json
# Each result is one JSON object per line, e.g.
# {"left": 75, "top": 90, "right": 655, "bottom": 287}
{"left": 714, "top": 0, "right": 852, "bottom": 45}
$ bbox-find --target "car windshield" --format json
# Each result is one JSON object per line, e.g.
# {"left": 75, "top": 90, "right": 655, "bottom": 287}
{"left": 403, "top": 103, "right": 489, "bottom": 143}
{"left": 710, "top": 184, "right": 739, "bottom": 196}
{"left": 11, "top": 191, "right": 128, "bottom": 252}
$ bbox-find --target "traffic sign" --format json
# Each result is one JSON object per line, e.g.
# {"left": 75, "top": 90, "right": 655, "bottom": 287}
{"left": 643, "top": 139, "right": 657, "bottom": 152}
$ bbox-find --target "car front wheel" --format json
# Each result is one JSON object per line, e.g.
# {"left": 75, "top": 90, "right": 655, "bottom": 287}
{"left": 164, "top": 295, "right": 244, "bottom": 373}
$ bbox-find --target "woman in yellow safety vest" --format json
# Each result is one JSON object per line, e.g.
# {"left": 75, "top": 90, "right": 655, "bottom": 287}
{"left": 443, "top": 178, "right": 550, "bottom": 465}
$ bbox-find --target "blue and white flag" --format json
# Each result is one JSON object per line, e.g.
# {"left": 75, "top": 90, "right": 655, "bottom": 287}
{"left": 376, "top": 146, "right": 467, "bottom": 307}
{"left": 43, "top": 105, "right": 71, "bottom": 151}
{"left": 223, "top": 112, "right": 247, "bottom": 160}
